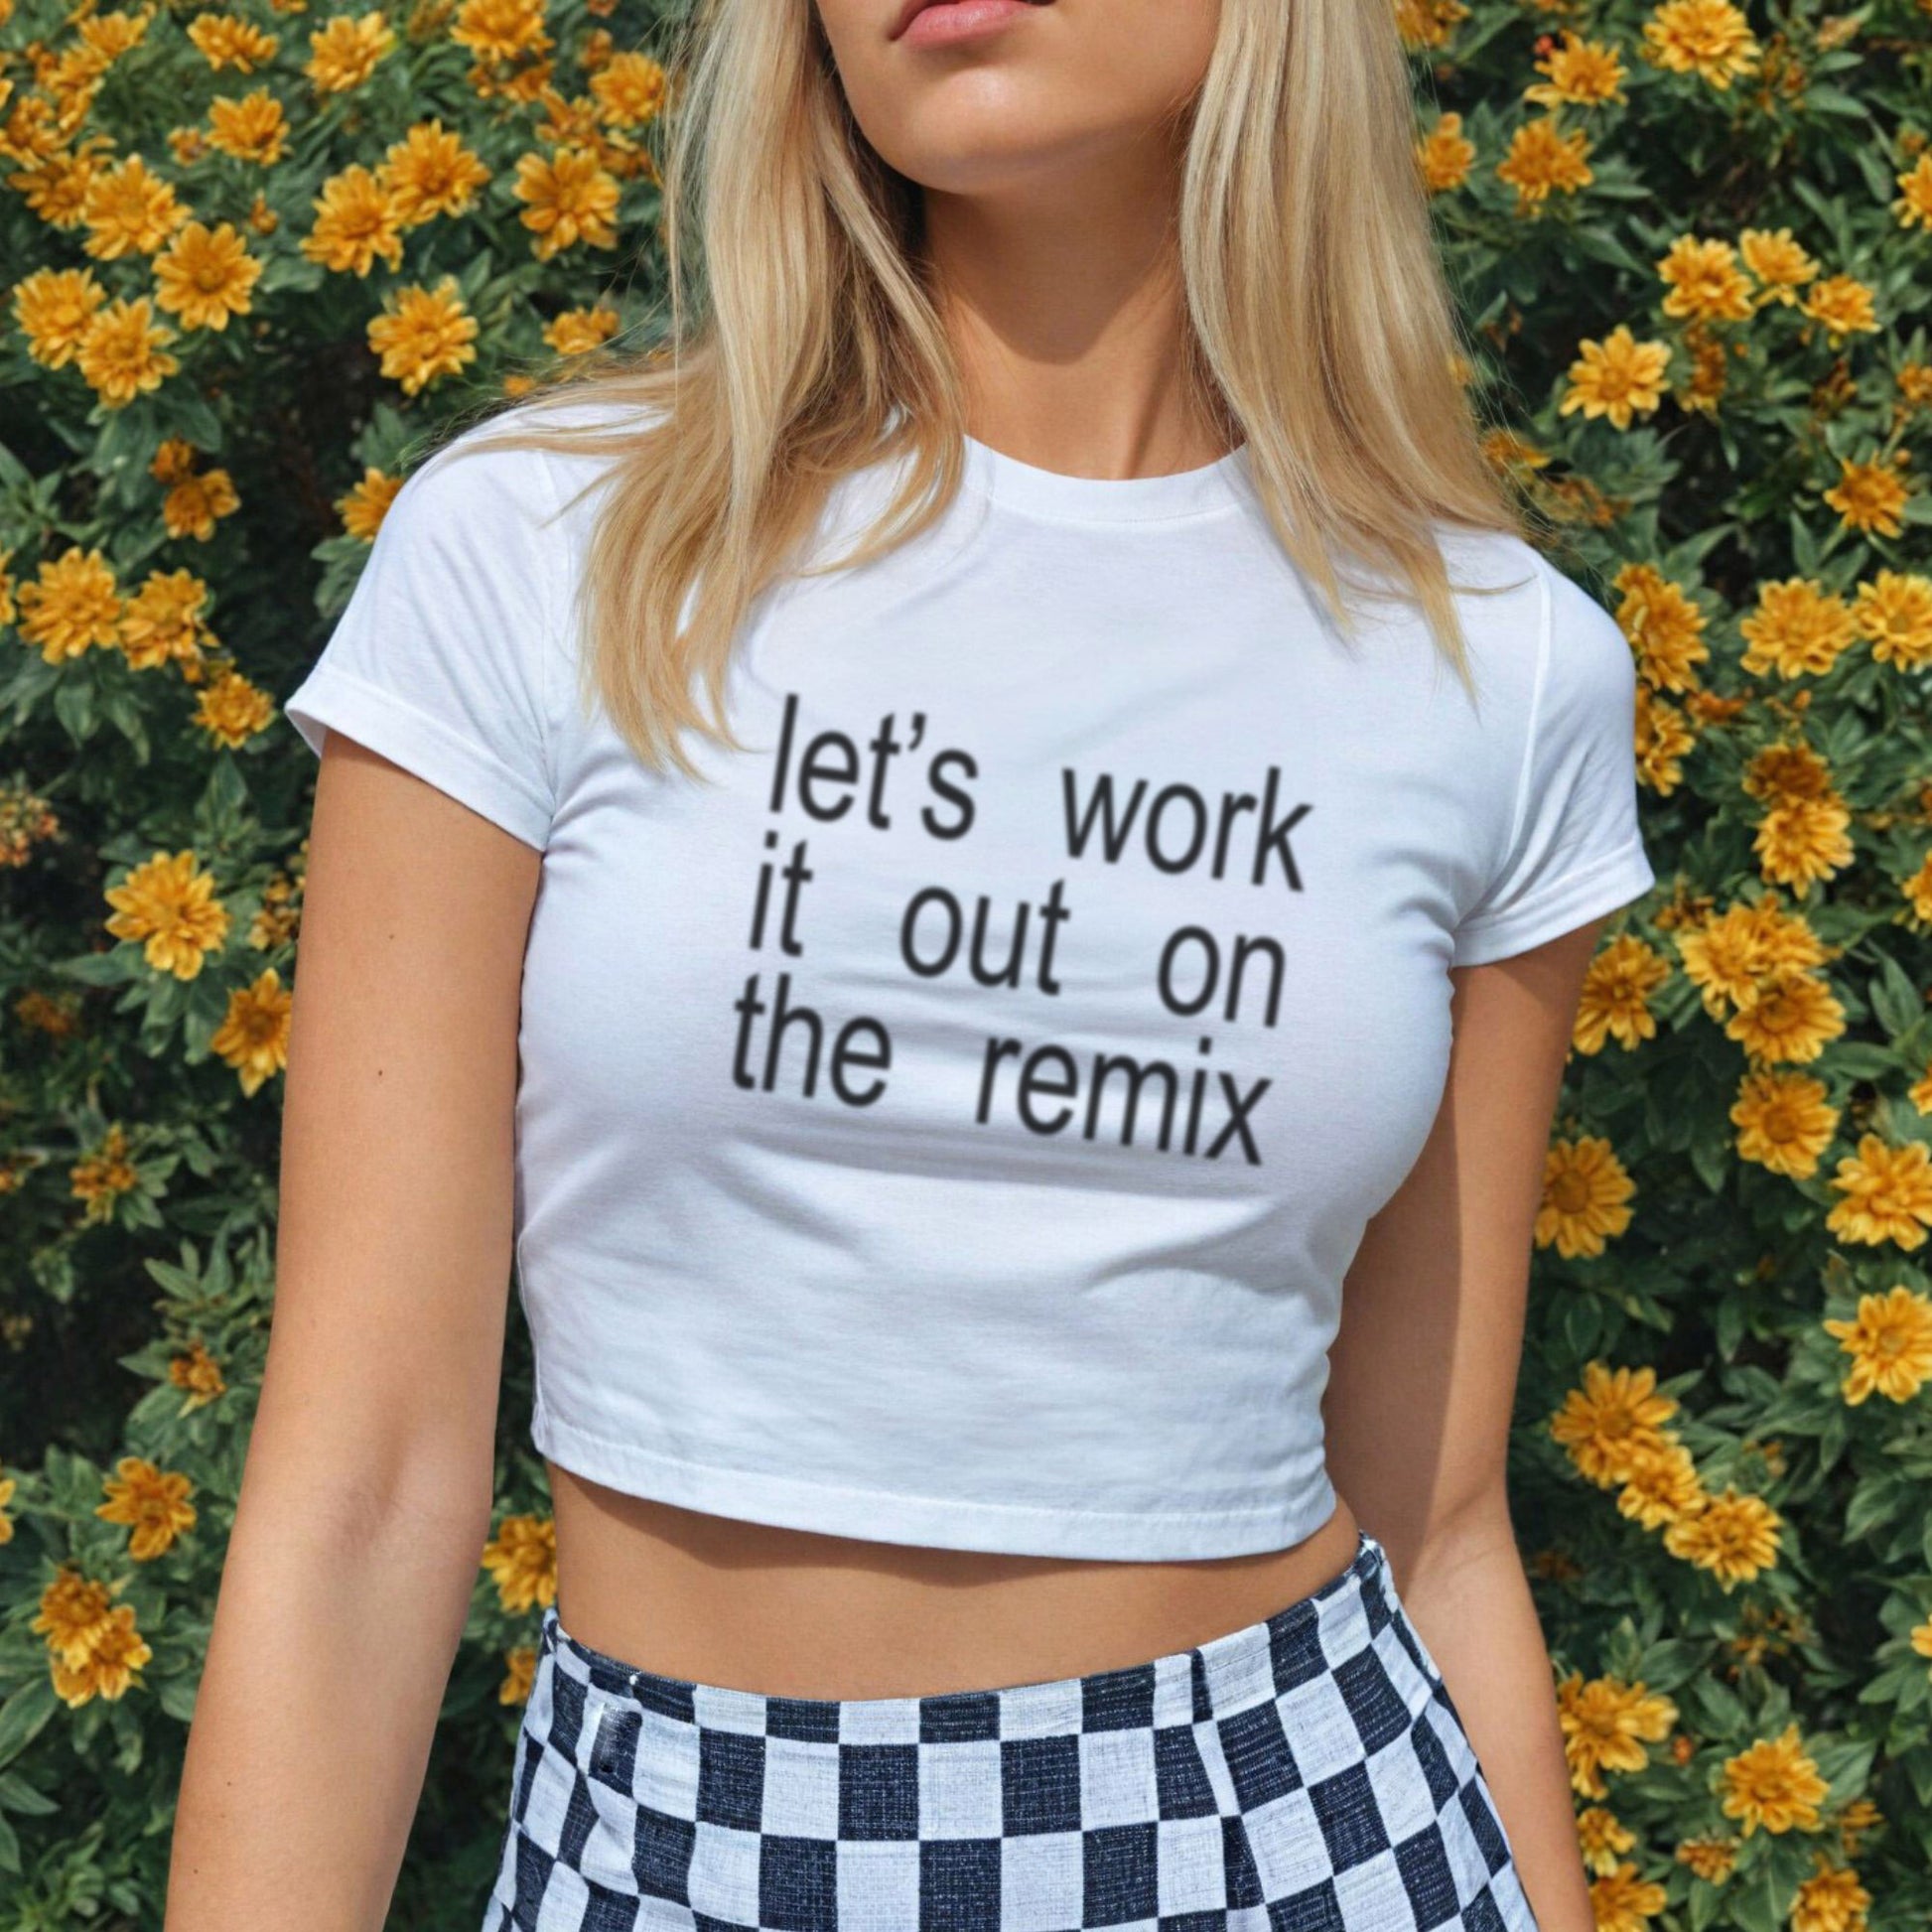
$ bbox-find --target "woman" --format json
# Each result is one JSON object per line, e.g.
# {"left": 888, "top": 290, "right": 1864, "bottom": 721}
{"left": 165, "top": 0, "right": 1655, "bottom": 1927}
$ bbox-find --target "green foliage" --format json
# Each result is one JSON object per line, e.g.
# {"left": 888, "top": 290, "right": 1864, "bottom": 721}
{"left": 1, "top": 0, "right": 1930, "bottom": 1924}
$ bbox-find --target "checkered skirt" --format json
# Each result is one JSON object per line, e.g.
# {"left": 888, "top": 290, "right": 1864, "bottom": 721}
{"left": 481, "top": 1529, "right": 1541, "bottom": 1931}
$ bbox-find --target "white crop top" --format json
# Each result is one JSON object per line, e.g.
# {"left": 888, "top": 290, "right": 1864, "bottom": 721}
{"left": 284, "top": 401, "right": 1656, "bottom": 1561}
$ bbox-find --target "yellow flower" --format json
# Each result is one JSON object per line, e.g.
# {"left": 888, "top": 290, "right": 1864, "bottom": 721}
{"left": 162, "top": 466, "right": 242, "bottom": 542}
{"left": 1394, "top": 0, "right": 1470, "bottom": 51}
{"left": 543, "top": 305, "right": 621, "bottom": 356}
{"left": 153, "top": 220, "right": 262, "bottom": 331}
{"left": 1658, "top": 236, "right": 1755, "bottom": 324}
{"left": 1635, "top": 685, "right": 1696, "bottom": 793}
{"left": 1738, "top": 580, "right": 1859, "bottom": 680}
{"left": 169, "top": 1336, "right": 226, "bottom": 1412}
{"left": 1822, "top": 1284, "right": 1932, "bottom": 1404}
{"left": 1615, "top": 1437, "right": 1706, "bottom": 1530}
{"left": 32, "top": 1565, "right": 116, "bottom": 1669}
{"left": 1725, "top": 970, "right": 1847, "bottom": 1067}
{"left": 1589, "top": 1861, "right": 1668, "bottom": 1932}
{"left": 1721, "top": 1725, "right": 1828, "bottom": 1836}
{"left": 1753, "top": 794, "right": 1854, "bottom": 893}
{"left": 1550, "top": 1361, "right": 1679, "bottom": 1487}
{"left": 119, "top": 568, "right": 209, "bottom": 670}
{"left": 1824, "top": 456, "right": 1910, "bottom": 540}
{"left": 1738, "top": 227, "right": 1819, "bottom": 304}
{"left": 590, "top": 50, "right": 667, "bottom": 126}
{"left": 338, "top": 467, "right": 403, "bottom": 540}
{"left": 1852, "top": 570, "right": 1932, "bottom": 672}
{"left": 70, "top": 1124, "right": 139, "bottom": 1221}
{"left": 1826, "top": 1135, "right": 1932, "bottom": 1251}
{"left": 1496, "top": 116, "right": 1592, "bottom": 207}
{"left": 1573, "top": 935, "right": 1670, "bottom": 1054}
{"left": 301, "top": 165, "right": 406, "bottom": 276}
{"left": 513, "top": 146, "right": 621, "bottom": 260}
{"left": 453, "top": 0, "right": 553, "bottom": 62}
{"left": 1675, "top": 1835, "right": 1737, "bottom": 1881}
{"left": 1556, "top": 1672, "right": 1678, "bottom": 1800}
{"left": 380, "top": 119, "right": 491, "bottom": 225}
{"left": 306, "top": 10, "right": 395, "bottom": 92}
{"left": 1415, "top": 112, "right": 1474, "bottom": 194}
{"left": 1643, "top": 0, "right": 1760, "bottom": 87}
{"left": 1677, "top": 897, "right": 1828, "bottom": 1017}
{"left": 187, "top": 13, "right": 279, "bottom": 69}
{"left": 13, "top": 140, "right": 110, "bottom": 231}
{"left": 209, "top": 966, "right": 294, "bottom": 1093}
{"left": 367, "top": 277, "right": 479, "bottom": 395}
{"left": 50, "top": 1603, "right": 152, "bottom": 1706}
{"left": 1906, "top": 852, "right": 1932, "bottom": 926}
{"left": 75, "top": 9, "right": 154, "bottom": 67}
{"left": 33, "top": 1568, "right": 153, "bottom": 1706}
{"left": 1729, "top": 1069, "right": 1838, "bottom": 1179}
{"left": 1662, "top": 1486, "right": 1782, "bottom": 1586}
{"left": 1834, "top": 1799, "right": 1881, "bottom": 1856}
{"left": 500, "top": 1645, "right": 538, "bottom": 1704}
{"left": 1612, "top": 563, "right": 1709, "bottom": 691}
{"left": 0, "top": 1463, "right": 14, "bottom": 1545}
{"left": 1791, "top": 1853, "right": 1870, "bottom": 1932}
{"left": 95, "top": 1455, "right": 197, "bottom": 1560}
{"left": 1741, "top": 738, "right": 1833, "bottom": 808}
{"left": 103, "top": 849, "right": 231, "bottom": 979}
{"left": 1538, "top": 1136, "right": 1635, "bottom": 1258}
{"left": 207, "top": 87, "right": 290, "bottom": 165}
{"left": 1801, "top": 276, "right": 1879, "bottom": 345}
{"left": 1525, "top": 32, "right": 1626, "bottom": 106}
{"left": 1561, "top": 326, "right": 1671, "bottom": 431}
{"left": 197, "top": 668, "right": 276, "bottom": 749}
{"left": 482, "top": 1512, "right": 558, "bottom": 1612}
{"left": 75, "top": 297, "right": 179, "bottom": 407}
{"left": 17, "top": 546, "right": 121, "bottom": 662}
{"left": 1894, "top": 154, "right": 1932, "bottom": 233}
{"left": 1576, "top": 1806, "right": 1636, "bottom": 1876}
{"left": 152, "top": 438, "right": 199, "bottom": 487}
{"left": 80, "top": 153, "right": 188, "bottom": 258}
{"left": 12, "top": 265, "right": 106, "bottom": 368}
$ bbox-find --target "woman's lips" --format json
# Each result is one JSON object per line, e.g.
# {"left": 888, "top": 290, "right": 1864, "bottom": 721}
{"left": 891, "top": 0, "right": 1051, "bottom": 49}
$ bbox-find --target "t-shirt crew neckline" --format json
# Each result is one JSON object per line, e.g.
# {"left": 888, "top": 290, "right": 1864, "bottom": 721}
{"left": 959, "top": 430, "right": 1252, "bottom": 523}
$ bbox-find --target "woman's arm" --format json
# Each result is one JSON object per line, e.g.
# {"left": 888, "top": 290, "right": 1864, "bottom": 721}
{"left": 1323, "top": 918, "right": 1609, "bottom": 1932}
{"left": 164, "top": 732, "right": 543, "bottom": 1930}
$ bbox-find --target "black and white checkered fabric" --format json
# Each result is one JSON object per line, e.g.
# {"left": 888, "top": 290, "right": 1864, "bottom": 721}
{"left": 481, "top": 1529, "right": 1540, "bottom": 1931}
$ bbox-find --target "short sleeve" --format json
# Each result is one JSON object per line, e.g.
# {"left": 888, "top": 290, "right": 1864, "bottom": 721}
{"left": 1449, "top": 554, "right": 1658, "bottom": 967}
{"left": 283, "top": 421, "right": 568, "bottom": 851}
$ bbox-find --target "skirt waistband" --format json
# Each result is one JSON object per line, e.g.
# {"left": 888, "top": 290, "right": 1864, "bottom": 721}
{"left": 537, "top": 1527, "right": 1393, "bottom": 1738}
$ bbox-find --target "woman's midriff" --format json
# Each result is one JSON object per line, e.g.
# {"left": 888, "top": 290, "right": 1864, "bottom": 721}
{"left": 543, "top": 1459, "right": 1363, "bottom": 1700}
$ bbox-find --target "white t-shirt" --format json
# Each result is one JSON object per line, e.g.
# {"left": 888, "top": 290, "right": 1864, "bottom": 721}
{"left": 285, "top": 401, "right": 1656, "bottom": 1561}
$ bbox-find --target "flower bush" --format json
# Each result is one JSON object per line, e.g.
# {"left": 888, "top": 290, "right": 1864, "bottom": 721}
{"left": 1, "top": 0, "right": 1929, "bottom": 1923}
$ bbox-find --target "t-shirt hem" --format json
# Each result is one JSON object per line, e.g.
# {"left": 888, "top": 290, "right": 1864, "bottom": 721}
{"left": 528, "top": 1398, "right": 1340, "bottom": 1564}
{"left": 284, "top": 660, "right": 552, "bottom": 851}
{"left": 1450, "top": 837, "right": 1656, "bottom": 968}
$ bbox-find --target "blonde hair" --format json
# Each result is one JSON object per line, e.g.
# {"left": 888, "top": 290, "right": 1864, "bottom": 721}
{"left": 451, "top": 0, "right": 1531, "bottom": 781}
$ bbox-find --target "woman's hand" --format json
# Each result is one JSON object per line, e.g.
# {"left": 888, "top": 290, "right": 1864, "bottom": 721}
{"left": 164, "top": 730, "right": 542, "bottom": 1930}
{"left": 1324, "top": 918, "right": 1610, "bottom": 1932}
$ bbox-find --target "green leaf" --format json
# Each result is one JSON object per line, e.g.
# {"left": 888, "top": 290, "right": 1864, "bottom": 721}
{"left": 1801, "top": 87, "right": 1869, "bottom": 119}
{"left": 1869, "top": 958, "right": 1923, "bottom": 1041}
{"left": 0, "top": 1679, "right": 60, "bottom": 1775}
{"left": 53, "top": 947, "right": 143, "bottom": 987}
{"left": 1733, "top": 1867, "right": 1786, "bottom": 1932}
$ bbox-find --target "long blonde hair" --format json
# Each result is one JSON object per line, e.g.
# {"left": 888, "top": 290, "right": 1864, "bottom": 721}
{"left": 452, "top": 0, "right": 1530, "bottom": 781}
